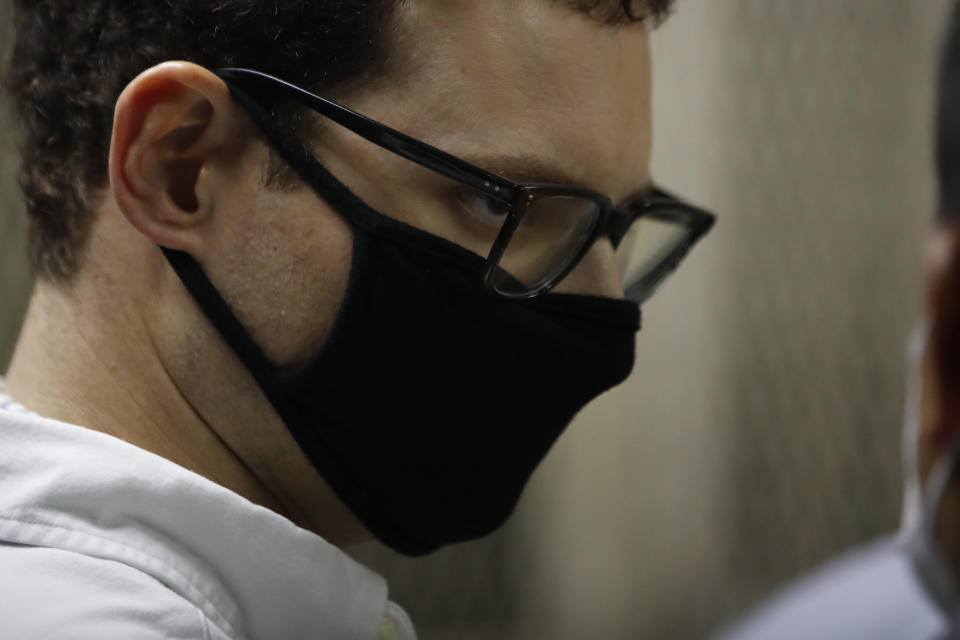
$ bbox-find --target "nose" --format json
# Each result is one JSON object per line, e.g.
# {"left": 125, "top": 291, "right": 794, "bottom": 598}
{"left": 552, "top": 237, "right": 624, "bottom": 299}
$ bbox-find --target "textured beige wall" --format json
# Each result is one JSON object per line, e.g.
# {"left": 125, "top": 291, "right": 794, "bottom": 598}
{"left": 0, "top": 2, "right": 953, "bottom": 639}
{"left": 512, "top": 2, "right": 951, "bottom": 638}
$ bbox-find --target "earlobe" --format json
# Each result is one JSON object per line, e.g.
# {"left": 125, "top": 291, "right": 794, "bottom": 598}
{"left": 109, "top": 61, "right": 244, "bottom": 257}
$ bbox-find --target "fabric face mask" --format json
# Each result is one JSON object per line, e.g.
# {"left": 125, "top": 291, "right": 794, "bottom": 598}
{"left": 899, "top": 322, "right": 960, "bottom": 623}
{"left": 161, "top": 81, "right": 641, "bottom": 555}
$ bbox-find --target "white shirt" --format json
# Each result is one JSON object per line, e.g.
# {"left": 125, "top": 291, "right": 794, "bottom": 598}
{"left": 714, "top": 537, "right": 949, "bottom": 640}
{"left": 0, "top": 384, "right": 415, "bottom": 640}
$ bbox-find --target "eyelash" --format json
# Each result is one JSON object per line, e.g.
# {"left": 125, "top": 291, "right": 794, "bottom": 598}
{"left": 455, "top": 190, "right": 511, "bottom": 227}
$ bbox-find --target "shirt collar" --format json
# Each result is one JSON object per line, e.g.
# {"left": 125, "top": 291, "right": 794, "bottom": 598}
{"left": 0, "top": 404, "right": 397, "bottom": 640}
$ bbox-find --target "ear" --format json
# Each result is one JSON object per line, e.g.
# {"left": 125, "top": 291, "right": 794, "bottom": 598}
{"left": 923, "top": 223, "right": 960, "bottom": 449}
{"left": 108, "top": 61, "right": 251, "bottom": 257}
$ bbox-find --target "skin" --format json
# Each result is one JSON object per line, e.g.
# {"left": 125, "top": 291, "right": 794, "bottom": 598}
{"left": 4, "top": 0, "right": 653, "bottom": 546}
{"left": 918, "top": 223, "right": 960, "bottom": 579}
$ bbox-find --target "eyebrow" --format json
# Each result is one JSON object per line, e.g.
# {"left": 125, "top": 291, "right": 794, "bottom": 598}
{"left": 619, "top": 181, "right": 656, "bottom": 204}
{"left": 457, "top": 152, "right": 654, "bottom": 204}
{"left": 457, "top": 152, "right": 589, "bottom": 188}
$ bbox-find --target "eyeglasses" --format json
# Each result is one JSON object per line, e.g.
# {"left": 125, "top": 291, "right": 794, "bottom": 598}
{"left": 215, "top": 68, "right": 716, "bottom": 305}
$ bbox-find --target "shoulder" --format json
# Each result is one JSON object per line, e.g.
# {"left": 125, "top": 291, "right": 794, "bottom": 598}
{"left": 0, "top": 542, "right": 232, "bottom": 639}
{"left": 714, "top": 537, "right": 948, "bottom": 640}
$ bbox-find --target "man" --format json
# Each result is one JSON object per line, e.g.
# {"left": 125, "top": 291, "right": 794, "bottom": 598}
{"left": 0, "top": 0, "right": 714, "bottom": 638}
{"left": 716, "top": 3, "right": 960, "bottom": 639}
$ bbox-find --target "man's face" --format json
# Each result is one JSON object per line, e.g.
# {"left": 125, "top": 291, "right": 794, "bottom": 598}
{"left": 209, "top": 0, "right": 652, "bottom": 365}
{"left": 130, "top": 0, "right": 654, "bottom": 543}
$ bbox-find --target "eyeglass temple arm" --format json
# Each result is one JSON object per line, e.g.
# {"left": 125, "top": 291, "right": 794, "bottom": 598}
{"left": 215, "top": 68, "right": 518, "bottom": 203}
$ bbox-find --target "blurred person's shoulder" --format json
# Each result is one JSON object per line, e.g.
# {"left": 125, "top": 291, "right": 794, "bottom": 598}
{"left": 714, "top": 538, "right": 948, "bottom": 640}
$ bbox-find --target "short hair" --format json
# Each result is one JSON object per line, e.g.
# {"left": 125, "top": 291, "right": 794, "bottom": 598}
{"left": 938, "top": 0, "right": 960, "bottom": 221}
{"left": 4, "top": 0, "right": 674, "bottom": 281}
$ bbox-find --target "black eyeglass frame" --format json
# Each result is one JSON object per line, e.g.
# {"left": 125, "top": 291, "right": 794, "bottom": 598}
{"left": 215, "top": 68, "right": 716, "bottom": 303}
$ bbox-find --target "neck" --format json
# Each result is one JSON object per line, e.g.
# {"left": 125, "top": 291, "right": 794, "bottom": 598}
{"left": 4, "top": 273, "right": 289, "bottom": 518}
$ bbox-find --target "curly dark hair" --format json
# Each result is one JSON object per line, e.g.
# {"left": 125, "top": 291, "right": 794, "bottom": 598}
{"left": 5, "top": 0, "right": 674, "bottom": 281}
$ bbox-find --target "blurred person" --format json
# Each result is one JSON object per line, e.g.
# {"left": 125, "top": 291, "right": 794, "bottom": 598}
{"left": 0, "top": 0, "right": 715, "bottom": 638}
{"left": 715, "top": 3, "right": 960, "bottom": 639}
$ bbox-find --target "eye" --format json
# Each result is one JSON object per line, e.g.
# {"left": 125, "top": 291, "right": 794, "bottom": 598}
{"left": 457, "top": 191, "right": 510, "bottom": 226}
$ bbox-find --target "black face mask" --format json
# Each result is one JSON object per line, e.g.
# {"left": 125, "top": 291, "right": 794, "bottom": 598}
{"left": 161, "top": 82, "right": 640, "bottom": 556}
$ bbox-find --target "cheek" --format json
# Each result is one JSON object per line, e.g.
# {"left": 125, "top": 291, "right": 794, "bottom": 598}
{"left": 211, "top": 187, "right": 354, "bottom": 368}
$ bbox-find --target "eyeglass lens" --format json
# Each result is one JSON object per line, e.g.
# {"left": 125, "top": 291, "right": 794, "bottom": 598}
{"left": 492, "top": 197, "right": 695, "bottom": 302}
{"left": 491, "top": 195, "right": 602, "bottom": 296}
{"left": 614, "top": 215, "right": 692, "bottom": 302}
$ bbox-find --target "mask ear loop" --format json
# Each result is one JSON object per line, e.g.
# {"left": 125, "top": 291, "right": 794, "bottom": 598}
{"left": 902, "top": 322, "right": 931, "bottom": 532}
{"left": 910, "top": 433, "right": 960, "bottom": 622}
{"left": 920, "top": 437, "right": 960, "bottom": 595}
